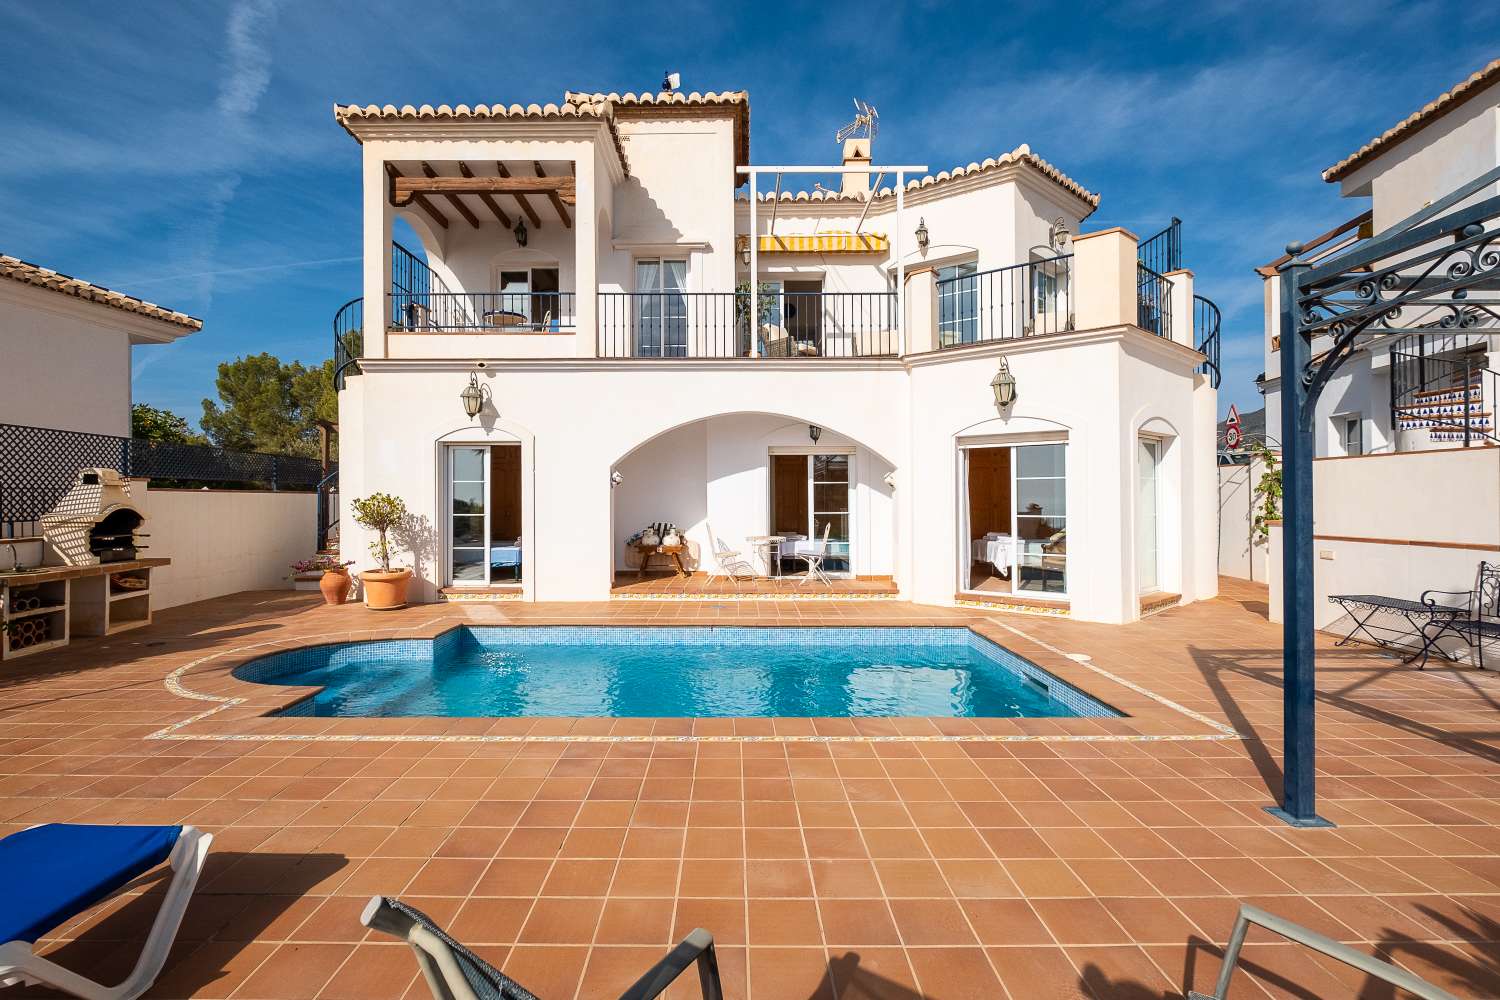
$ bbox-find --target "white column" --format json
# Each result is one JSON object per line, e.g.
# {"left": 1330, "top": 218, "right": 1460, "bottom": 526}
{"left": 573, "top": 147, "right": 598, "bottom": 358}
{"left": 748, "top": 170, "right": 758, "bottom": 352}
{"left": 362, "top": 147, "right": 393, "bottom": 359}
{"left": 1071, "top": 227, "right": 1139, "bottom": 330}
{"left": 895, "top": 172, "right": 905, "bottom": 353}
{"left": 1164, "top": 269, "right": 1195, "bottom": 347}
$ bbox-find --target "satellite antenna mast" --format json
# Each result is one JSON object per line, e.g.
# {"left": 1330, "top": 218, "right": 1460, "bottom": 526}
{"left": 835, "top": 98, "right": 879, "bottom": 143}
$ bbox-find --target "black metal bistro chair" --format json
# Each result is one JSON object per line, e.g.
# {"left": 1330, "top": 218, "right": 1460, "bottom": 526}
{"left": 1420, "top": 561, "right": 1500, "bottom": 670}
{"left": 361, "top": 896, "right": 723, "bottom": 1000}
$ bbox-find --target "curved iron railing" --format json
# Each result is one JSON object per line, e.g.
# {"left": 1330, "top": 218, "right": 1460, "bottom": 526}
{"left": 333, "top": 297, "right": 363, "bottom": 391}
{"left": 1193, "top": 294, "right": 1222, "bottom": 387}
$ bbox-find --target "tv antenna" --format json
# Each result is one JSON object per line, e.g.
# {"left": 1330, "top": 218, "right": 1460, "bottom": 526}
{"left": 835, "top": 98, "right": 879, "bottom": 143}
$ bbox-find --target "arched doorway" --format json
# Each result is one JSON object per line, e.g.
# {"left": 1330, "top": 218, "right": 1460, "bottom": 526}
{"left": 607, "top": 411, "right": 896, "bottom": 592}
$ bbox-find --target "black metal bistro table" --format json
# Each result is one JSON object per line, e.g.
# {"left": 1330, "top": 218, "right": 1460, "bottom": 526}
{"left": 1327, "top": 594, "right": 1467, "bottom": 667}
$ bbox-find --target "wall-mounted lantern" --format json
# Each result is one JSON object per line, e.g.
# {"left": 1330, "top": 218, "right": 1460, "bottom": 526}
{"left": 513, "top": 217, "right": 528, "bottom": 247}
{"left": 808, "top": 424, "right": 822, "bottom": 444}
{"left": 610, "top": 470, "right": 624, "bottom": 489}
{"left": 915, "top": 217, "right": 930, "bottom": 252}
{"left": 461, "top": 371, "right": 489, "bottom": 419}
{"left": 990, "top": 357, "right": 1017, "bottom": 411}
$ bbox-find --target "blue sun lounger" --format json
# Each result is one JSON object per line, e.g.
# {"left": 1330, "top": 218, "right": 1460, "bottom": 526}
{"left": 0, "top": 824, "right": 212, "bottom": 1000}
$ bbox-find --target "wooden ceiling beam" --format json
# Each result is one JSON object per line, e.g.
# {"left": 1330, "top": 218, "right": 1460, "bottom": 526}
{"left": 457, "top": 160, "right": 513, "bottom": 227}
{"left": 420, "top": 162, "right": 480, "bottom": 229}
{"left": 495, "top": 162, "right": 544, "bottom": 229}
{"left": 533, "top": 161, "right": 572, "bottom": 229}
{"left": 386, "top": 165, "right": 448, "bottom": 231}
{"left": 392, "top": 174, "right": 574, "bottom": 209}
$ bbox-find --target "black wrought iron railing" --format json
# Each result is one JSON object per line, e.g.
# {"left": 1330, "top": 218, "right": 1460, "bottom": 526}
{"left": 597, "top": 291, "right": 898, "bottom": 358}
{"left": 391, "top": 240, "right": 433, "bottom": 302}
{"left": 1138, "top": 218, "right": 1182, "bottom": 275}
{"left": 1390, "top": 347, "right": 1497, "bottom": 447}
{"left": 390, "top": 291, "right": 576, "bottom": 332}
{"left": 935, "top": 257, "right": 1074, "bottom": 349}
{"left": 333, "top": 297, "right": 363, "bottom": 391}
{"left": 1194, "top": 294, "right": 1222, "bottom": 388}
{"left": 0, "top": 422, "right": 327, "bottom": 538}
{"left": 316, "top": 469, "right": 339, "bottom": 552}
{"left": 1136, "top": 263, "right": 1173, "bottom": 338}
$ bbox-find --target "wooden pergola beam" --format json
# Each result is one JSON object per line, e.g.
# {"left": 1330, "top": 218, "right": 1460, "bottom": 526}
{"left": 457, "top": 160, "right": 512, "bottom": 227}
{"left": 420, "top": 162, "right": 480, "bottom": 229}
{"left": 392, "top": 174, "right": 573, "bottom": 209}
{"left": 386, "top": 165, "right": 448, "bottom": 231}
{"left": 533, "top": 161, "right": 572, "bottom": 229}
{"left": 494, "top": 162, "right": 544, "bottom": 229}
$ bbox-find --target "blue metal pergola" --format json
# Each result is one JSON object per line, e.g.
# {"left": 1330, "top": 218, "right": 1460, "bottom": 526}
{"left": 1273, "top": 166, "right": 1500, "bottom": 827}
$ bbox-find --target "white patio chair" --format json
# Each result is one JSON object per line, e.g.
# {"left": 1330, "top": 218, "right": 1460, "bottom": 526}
{"left": 793, "top": 522, "right": 834, "bottom": 587}
{"left": 704, "top": 524, "right": 755, "bottom": 584}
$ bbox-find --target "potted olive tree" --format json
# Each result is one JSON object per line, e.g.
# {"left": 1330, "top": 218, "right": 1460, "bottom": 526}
{"left": 351, "top": 492, "right": 413, "bottom": 609}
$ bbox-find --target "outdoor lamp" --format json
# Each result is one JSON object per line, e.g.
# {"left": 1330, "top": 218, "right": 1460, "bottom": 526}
{"left": 808, "top": 424, "right": 822, "bottom": 443}
{"left": 461, "top": 372, "right": 487, "bottom": 418}
{"left": 610, "top": 470, "right": 624, "bottom": 488}
{"left": 915, "top": 217, "right": 930, "bottom": 252}
{"left": 513, "top": 217, "right": 528, "bottom": 247}
{"left": 991, "top": 358, "right": 1017, "bottom": 411}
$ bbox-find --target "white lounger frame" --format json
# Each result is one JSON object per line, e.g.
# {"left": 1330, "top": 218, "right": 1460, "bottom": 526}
{"left": 0, "top": 826, "right": 213, "bottom": 1000}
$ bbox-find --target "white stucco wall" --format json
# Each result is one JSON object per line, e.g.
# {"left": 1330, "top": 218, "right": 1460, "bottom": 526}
{"left": 141, "top": 486, "right": 317, "bottom": 610}
{"left": 1219, "top": 459, "right": 1271, "bottom": 582}
{"left": 0, "top": 282, "right": 187, "bottom": 437}
{"left": 1267, "top": 447, "right": 1500, "bottom": 632}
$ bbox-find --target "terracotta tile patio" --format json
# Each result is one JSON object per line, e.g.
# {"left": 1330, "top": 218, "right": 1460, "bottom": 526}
{"left": 1, "top": 578, "right": 1498, "bottom": 998}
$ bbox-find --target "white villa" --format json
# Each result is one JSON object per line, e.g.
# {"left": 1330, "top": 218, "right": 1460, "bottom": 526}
{"left": 1260, "top": 57, "right": 1500, "bottom": 456}
{"left": 332, "top": 88, "right": 1221, "bottom": 623}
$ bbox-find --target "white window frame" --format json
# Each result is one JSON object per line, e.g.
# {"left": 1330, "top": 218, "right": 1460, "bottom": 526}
{"left": 957, "top": 440, "right": 1069, "bottom": 601}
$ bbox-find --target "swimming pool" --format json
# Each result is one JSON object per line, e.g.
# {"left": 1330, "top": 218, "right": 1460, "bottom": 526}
{"left": 234, "top": 627, "right": 1118, "bottom": 719}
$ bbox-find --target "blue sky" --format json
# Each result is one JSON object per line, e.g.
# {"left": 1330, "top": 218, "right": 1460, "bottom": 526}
{"left": 4, "top": 1, "right": 1497, "bottom": 423}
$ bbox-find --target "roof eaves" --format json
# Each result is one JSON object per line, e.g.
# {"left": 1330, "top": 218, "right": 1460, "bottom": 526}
{"left": 1323, "top": 58, "right": 1500, "bottom": 182}
{"left": 0, "top": 254, "right": 202, "bottom": 331}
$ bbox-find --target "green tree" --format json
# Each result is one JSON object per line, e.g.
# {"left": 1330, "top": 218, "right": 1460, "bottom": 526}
{"left": 130, "top": 403, "right": 205, "bottom": 444}
{"left": 200, "top": 353, "right": 334, "bottom": 457}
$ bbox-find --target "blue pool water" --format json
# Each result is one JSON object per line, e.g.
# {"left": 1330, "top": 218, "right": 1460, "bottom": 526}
{"left": 235, "top": 627, "right": 1117, "bottom": 719}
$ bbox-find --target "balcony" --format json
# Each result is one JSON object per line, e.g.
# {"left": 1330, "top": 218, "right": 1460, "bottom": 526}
{"left": 935, "top": 257, "right": 1074, "bottom": 348}
{"left": 390, "top": 292, "right": 576, "bottom": 333}
{"left": 597, "top": 290, "right": 899, "bottom": 359}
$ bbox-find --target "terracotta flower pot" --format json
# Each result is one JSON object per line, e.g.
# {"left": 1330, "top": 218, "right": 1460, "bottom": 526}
{"left": 360, "top": 568, "right": 413, "bottom": 610}
{"left": 319, "top": 569, "right": 353, "bottom": 606}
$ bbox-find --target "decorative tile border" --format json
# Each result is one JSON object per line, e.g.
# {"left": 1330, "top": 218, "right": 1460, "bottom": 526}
{"left": 149, "top": 619, "right": 1241, "bottom": 745}
{"left": 955, "top": 597, "right": 1071, "bottom": 617}
{"left": 611, "top": 591, "right": 897, "bottom": 602}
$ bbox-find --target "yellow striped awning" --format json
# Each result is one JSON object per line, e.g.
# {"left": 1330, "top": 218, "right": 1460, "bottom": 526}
{"left": 736, "top": 231, "right": 889, "bottom": 254}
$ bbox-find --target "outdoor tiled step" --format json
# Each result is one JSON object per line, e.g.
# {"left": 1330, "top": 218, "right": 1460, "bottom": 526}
{"left": 1411, "top": 381, "right": 1480, "bottom": 400}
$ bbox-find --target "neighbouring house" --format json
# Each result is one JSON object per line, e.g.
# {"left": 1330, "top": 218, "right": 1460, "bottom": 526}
{"left": 1252, "top": 58, "right": 1500, "bottom": 642}
{"left": 1259, "top": 57, "right": 1500, "bottom": 457}
{"left": 331, "top": 87, "right": 1222, "bottom": 623}
{"left": 0, "top": 253, "right": 201, "bottom": 436}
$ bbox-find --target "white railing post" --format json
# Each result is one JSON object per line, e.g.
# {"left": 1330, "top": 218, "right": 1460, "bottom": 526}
{"left": 1165, "top": 268, "right": 1194, "bottom": 347}
{"left": 748, "top": 171, "right": 758, "bottom": 356}
{"left": 895, "top": 171, "right": 906, "bottom": 354}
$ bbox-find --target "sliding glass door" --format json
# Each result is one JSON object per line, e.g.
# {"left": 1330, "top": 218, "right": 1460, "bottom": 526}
{"left": 1137, "top": 438, "right": 1161, "bottom": 593}
{"left": 811, "top": 453, "right": 851, "bottom": 575}
{"left": 446, "top": 445, "right": 523, "bottom": 586}
{"left": 635, "top": 258, "right": 687, "bottom": 357}
{"left": 962, "top": 442, "right": 1067, "bottom": 597}
{"left": 770, "top": 451, "right": 853, "bottom": 577}
{"left": 449, "top": 447, "right": 488, "bottom": 584}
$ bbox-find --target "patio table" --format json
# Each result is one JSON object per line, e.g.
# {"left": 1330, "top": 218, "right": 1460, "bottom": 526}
{"left": 1327, "top": 594, "right": 1466, "bottom": 664}
{"left": 744, "top": 535, "right": 785, "bottom": 578}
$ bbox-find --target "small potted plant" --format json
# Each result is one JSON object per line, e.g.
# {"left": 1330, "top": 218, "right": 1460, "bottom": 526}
{"left": 351, "top": 492, "right": 413, "bottom": 609}
{"left": 288, "top": 555, "right": 356, "bottom": 605}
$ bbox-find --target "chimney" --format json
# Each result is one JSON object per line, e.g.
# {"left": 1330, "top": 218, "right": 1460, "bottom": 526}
{"left": 840, "top": 137, "right": 871, "bottom": 197}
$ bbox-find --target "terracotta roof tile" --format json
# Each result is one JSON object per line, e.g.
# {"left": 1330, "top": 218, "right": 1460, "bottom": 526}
{"left": 564, "top": 90, "right": 750, "bottom": 174}
{"left": 1324, "top": 58, "right": 1500, "bottom": 182}
{"left": 735, "top": 144, "right": 1100, "bottom": 210}
{"left": 0, "top": 254, "right": 201, "bottom": 331}
{"left": 332, "top": 100, "right": 631, "bottom": 174}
